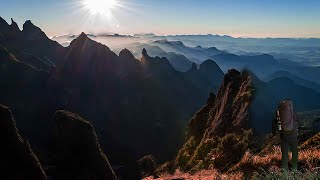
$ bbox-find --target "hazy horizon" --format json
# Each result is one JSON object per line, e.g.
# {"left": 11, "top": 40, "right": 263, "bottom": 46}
{"left": 1, "top": 0, "right": 320, "bottom": 38}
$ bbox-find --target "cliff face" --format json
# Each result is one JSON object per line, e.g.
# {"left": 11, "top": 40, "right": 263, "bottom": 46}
{"left": 52, "top": 110, "right": 117, "bottom": 180}
{"left": 174, "top": 69, "right": 254, "bottom": 172}
{"left": 0, "top": 105, "right": 47, "bottom": 180}
{"left": 205, "top": 70, "right": 253, "bottom": 136}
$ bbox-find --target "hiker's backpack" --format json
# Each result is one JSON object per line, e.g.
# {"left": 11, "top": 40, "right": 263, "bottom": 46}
{"left": 276, "top": 100, "right": 295, "bottom": 132}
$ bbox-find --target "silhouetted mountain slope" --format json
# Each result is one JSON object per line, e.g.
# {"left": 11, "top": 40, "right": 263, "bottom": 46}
{"left": 52, "top": 110, "right": 117, "bottom": 180}
{"left": 143, "top": 39, "right": 320, "bottom": 86}
{"left": 184, "top": 60, "right": 224, "bottom": 94}
{"left": 0, "top": 17, "right": 65, "bottom": 71}
{"left": 287, "top": 65, "right": 320, "bottom": 84}
{"left": 161, "top": 52, "right": 193, "bottom": 72}
{"left": 0, "top": 44, "right": 51, "bottom": 146}
{"left": 127, "top": 44, "right": 167, "bottom": 57}
{"left": 211, "top": 52, "right": 320, "bottom": 85}
{"left": 125, "top": 44, "right": 195, "bottom": 72}
{"left": 0, "top": 105, "right": 47, "bottom": 180}
{"left": 48, "top": 34, "right": 224, "bottom": 163}
{"left": 1, "top": 22, "right": 224, "bottom": 175}
{"left": 265, "top": 70, "right": 320, "bottom": 93}
{"left": 212, "top": 53, "right": 279, "bottom": 76}
{"left": 152, "top": 39, "right": 225, "bottom": 61}
{"left": 53, "top": 32, "right": 119, "bottom": 85}
{"left": 250, "top": 75, "right": 320, "bottom": 135}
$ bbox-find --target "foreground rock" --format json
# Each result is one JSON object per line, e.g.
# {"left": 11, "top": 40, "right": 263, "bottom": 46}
{"left": 0, "top": 105, "right": 47, "bottom": 180}
{"left": 52, "top": 110, "right": 117, "bottom": 180}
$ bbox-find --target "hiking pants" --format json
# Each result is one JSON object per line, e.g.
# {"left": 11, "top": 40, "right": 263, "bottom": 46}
{"left": 280, "top": 132, "right": 298, "bottom": 171}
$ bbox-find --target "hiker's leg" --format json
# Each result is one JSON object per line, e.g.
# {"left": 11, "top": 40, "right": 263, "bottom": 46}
{"left": 280, "top": 134, "right": 289, "bottom": 171}
{"left": 289, "top": 135, "right": 298, "bottom": 171}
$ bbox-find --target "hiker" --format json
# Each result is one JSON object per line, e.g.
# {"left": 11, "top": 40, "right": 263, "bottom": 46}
{"left": 272, "top": 99, "right": 298, "bottom": 171}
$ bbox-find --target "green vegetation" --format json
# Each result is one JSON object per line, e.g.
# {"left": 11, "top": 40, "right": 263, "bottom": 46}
{"left": 174, "top": 129, "right": 253, "bottom": 173}
{"left": 253, "top": 169, "right": 320, "bottom": 180}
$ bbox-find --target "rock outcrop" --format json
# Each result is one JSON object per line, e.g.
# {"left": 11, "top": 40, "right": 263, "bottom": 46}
{"left": 0, "top": 105, "right": 47, "bottom": 180}
{"left": 173, "top": 69, "right": 254, "bottom": 172}
{"left": 52, "top": 110, "right": 117, "bottom": 180}
{"left": 138, "top": 155, "right": 158, "bottom": 178}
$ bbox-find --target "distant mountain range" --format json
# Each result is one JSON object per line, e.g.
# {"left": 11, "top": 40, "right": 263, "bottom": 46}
{"left": 52, "top": 32, "right": 320, "bottom": 66}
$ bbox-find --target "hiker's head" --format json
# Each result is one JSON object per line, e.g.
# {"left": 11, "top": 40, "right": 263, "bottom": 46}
{"left": 280, "top": 99, "right": 292, "bottom": 104}
{"left": 278, "top": 99, "right": 294, "bottom": 110}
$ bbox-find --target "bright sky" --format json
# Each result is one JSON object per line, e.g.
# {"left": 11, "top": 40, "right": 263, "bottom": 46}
{"left": 1, "top": 0, "right": 320, "bottom": 38}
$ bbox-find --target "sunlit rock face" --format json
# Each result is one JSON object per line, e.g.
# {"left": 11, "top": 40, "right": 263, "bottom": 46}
{"left": 174, "top": 69, "right": 254, "bottom": 172}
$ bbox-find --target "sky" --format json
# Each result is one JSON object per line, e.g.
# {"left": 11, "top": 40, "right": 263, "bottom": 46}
{"left": 1, "top": 0, "right": 320, "bottom": 38}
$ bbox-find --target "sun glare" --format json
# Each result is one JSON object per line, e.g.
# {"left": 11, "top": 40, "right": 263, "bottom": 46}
{"left": 83, "top": 0, "right": 118, "bottom": 15}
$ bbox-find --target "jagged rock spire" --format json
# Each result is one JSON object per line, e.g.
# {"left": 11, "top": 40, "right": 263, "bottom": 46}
{"left": 22, "top": 20, "right": 48, "bottom": 40}
{"left": 142, "top": 48, "right": 148, "bottom": 57}
{"left": 187, "top": 63, "right": 198, "bottom": 72}
{"left": 119, "top": 48, "right": 134, "bottom": 59}
{"left": 10, "top": 18, "right": 19, "bottom": 29}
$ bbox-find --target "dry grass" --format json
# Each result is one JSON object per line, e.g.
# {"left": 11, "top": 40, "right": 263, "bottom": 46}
{"left": 144, "top": 146, "right": 320, "bottom": 180}
{"left": 231, "top": 146, "right": 320, "bottom": 173}
{"left": 144, "top": 169, "right": 244, "bottom": 180}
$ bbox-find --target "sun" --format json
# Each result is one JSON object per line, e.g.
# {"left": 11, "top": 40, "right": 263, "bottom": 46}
{"left": 83, "top": 0, "right": 118, "bottom": 15}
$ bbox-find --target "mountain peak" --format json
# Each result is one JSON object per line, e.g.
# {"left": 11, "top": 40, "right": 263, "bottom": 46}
{"left": 23, "top": 20, "right": 33, "bottom": 28}
{"left": 79, "top": 32, "right": 88, "bottom": 39}
{"left": 69, "top": 32, "right": 94, "bottom": 47}
{"left": 142, "top": 48, "right": 148, "bottom": 57}
{"left": 10, "top": 18, "right": 20, "bottom": 31}
{"left": 187, "top": 63, "right": 198, "bottom": 72}
{"left": 199, "top": 60, "right": 221, "bottom": 73}
{"left": 74, "top": 32, "right": 90, "bottom": 43}
{"left": 22, "top": 20, "right": 48, "bottom": 40}
{"left": 173, "top": 41, "right": 185, "bottom": 46}
{"left": 207, "top": 47, "right": 218, "bottom": 51}
{"left": 119, "top": 48, "right": 135, "bottom": 59}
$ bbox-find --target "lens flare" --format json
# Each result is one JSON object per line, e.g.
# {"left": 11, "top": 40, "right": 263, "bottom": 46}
{"left": 83, "top": 0, "right": 118, "bottom": 15}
